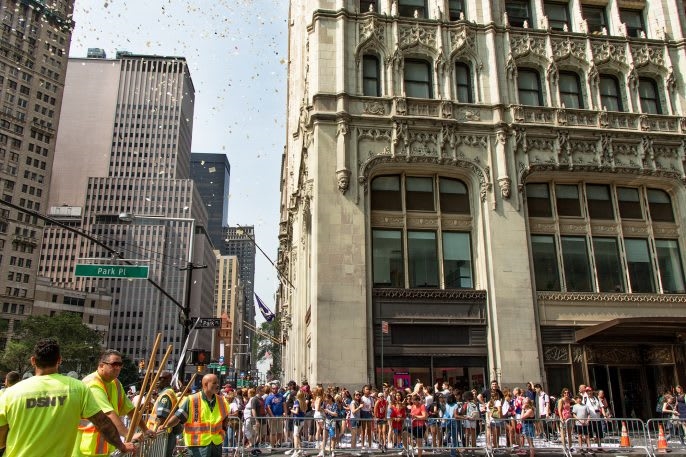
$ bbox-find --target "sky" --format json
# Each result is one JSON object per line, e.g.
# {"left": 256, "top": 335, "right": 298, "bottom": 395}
{"left": 69, "top": 0, "right": 289, "bottom": 319}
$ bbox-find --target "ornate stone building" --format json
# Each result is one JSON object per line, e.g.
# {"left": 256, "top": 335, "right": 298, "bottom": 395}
{"left": 279, "top": 0, "right": 686, "bottom": 418}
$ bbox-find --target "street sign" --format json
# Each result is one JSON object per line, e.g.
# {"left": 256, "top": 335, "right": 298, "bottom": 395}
{"left": 220, "top": 366, "right": 226, "bottom": 374}
{"left": 207, "top": 363, "right": 220, "bottom": 369}
{"left": 190, "top": 317, "right": 221, "bottom": 329}
{"left": 74, "top": 264, "right": 149, "bottom": 279}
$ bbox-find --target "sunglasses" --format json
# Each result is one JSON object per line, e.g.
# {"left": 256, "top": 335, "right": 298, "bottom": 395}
{"left": 103, "top": 361, "right": 123, "bottom": 367}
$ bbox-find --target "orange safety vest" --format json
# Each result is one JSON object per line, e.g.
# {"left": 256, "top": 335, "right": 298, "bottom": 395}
{"left": 182, "top": 392, "right": 229, "bottom": 447}
{"left": 147, "top": 387, "right": 178, "bottom": 430}
{"left": 77, "top": 373, "right": 127, "bottom": 455}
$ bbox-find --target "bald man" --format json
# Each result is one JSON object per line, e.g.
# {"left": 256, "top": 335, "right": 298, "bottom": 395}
{"left": 167, "top": 374, "right": 230, "bottom": 457}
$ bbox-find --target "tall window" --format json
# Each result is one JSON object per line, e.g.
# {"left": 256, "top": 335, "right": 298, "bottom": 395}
{"left": 647, "top": 189, "right": 674, "bottom": 222}
{"left": 404, "top": 59, "right": 432, "bottom": 98}
{"left": 545, "top": 1, "right": 570, "bottom": 31}
{"left": 526, "top": 183, "right": 552, "bottom": 217}
{"left": 599, "top": 75, "right": 623, "bottom": 111}
{"left": 449, "top": 0, "right": 465, "bottom": 21}
{"left": 555, "top": 184, "right": 581, "bottom": 217}
{"left": 506, "top": 0, "right": 532, "bottom": 28}
{"left": 586, "top": 184, "right": 614, "bottom": 220}
{"left": 398, "top": 0, "right": 426, "bottom": 18}
{"left": 593, "top": 238, "right": 625, "bottom": 292}
{"left": 620, "top": 8, "right": 645, "bottom": 38}
{"left": 617, "top": 187, "right": 642, "bottom": 219}
{"left": 582, "top": 5, "right": 607, "bottom": 34}
{"left": 517, "top": 68, "right": 543, "bottom": 106}
{"left": 455, "top": 62, "right": 473, "bottom": 103}
{"left": 372, "top": 229, "right": 405, "bottom": 287}
{"left": 443, "top": 232, "right": 473, "bottom": 288}
{"left": 531, "top": 235, "right": 561, "bottom": 291}
{"left": 408, "top": 231, "right": 439, "bottom": 287}
{"left": 371, "top": 176, "right": 402, "bottom": 211}
{"left": 558, "top": 71, "right": 583, "bottom": 109}
{"left": 406, "top": 176, "right": 434, "bottom": 211}
{"left": 625, "top": 238, "right": 655, "bottom": 292}
{"left": 439, "top": 178, "right": 470, "bottom": 214}
{"left": 656, "top": 240, "right": 686, "bottom": 293}
{"left": 360, "top": 0, "right": 377, "bottom": 12}
{"left": 363, "top": 55, "right": 381, "bottom": 97}
{"left": 638, "top": 77, "right": 661, "bottom": 114}
{"left": 561, "top": 236, "right": 593, "bottom": 292}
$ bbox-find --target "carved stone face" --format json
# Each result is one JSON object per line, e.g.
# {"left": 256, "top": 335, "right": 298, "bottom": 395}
{"left": 336, "top": 169, "right": 351, "bottom": 193}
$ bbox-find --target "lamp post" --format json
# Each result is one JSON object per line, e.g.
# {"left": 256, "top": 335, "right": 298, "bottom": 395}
{"left": 118, "top": 212, "right": 207, "bottom": 382}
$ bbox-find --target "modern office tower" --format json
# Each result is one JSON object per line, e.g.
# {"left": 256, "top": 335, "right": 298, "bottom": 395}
{"left": 280, "top": 0, "right": 686, "bottom": 417}
{"left": 191, "top": 152, "right": 231, "bottom": 251}
{"left": 215, "top": 254, "right": 247, "bottom": 372}
{"left": 0, "top": 0, "right": 74, "bottom": 345}
{"left": 41, "top": 53, "right": 215, "bottom": 369}
{"left": 223, "top": 226, "right": 256, "bottom": 331}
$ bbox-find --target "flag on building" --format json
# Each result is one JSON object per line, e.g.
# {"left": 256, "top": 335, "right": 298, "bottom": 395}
{"left": 255, "top": 293, "right": 276, "bottom": 322}
{"left": 381, "top": 321, "right": 389, "bottom": 334}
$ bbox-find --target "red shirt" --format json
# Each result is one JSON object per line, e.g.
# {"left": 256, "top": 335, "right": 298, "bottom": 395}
{"left": 390, "top": 404, "right": 406, "bottom": 430}
{"left": 411, "top": 404, "right": 427, "bottom": 427}
{"left": 374, "top": 398, "right": 388, "bottom": 419}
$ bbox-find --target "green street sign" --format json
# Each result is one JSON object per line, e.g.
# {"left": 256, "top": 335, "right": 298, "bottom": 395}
{"left": 220, "top": 366, "right": 226, "bottom": 374}
{"left": 74, "top": 264, "right": 149, "bottom": 279}
{"left": 207, "top": 363, "right": 220, "bottom": 369}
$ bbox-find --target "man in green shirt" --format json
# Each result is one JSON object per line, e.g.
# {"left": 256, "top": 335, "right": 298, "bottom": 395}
{"left": 0, "top": 338, "right": 135, "bottom": 457}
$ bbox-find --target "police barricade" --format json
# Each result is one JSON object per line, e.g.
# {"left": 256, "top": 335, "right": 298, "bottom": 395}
{"left": 562, "top": 418, "right": 649, "bottom": 456}
{"left": 110, "top": 430, "right": 171, "bottom": 457}
{"left": 646, "top": 418, "right": 686, "bottom": 455}
{"left": 483, "top": 417, "right": 565, "bottom": 455}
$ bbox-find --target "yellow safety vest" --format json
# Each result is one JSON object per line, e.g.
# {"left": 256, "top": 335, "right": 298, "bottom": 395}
{"left": 182, "top": 393, "right": 229, "bottom": 447}
{"left": 147, "top": 387, "right": 178, "bottom": 430}
{"left": 77, "top": 373, "right": 126, "bottom": 455}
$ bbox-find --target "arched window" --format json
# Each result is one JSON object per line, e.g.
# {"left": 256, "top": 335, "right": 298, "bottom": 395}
{"left": 439, "top": 178, "right": 469, "bottom": 214}
{"left": 455, "top": 62, "right": 473, "bottom": 103}
{"left": 638, "top": 77, "right": 661, "bottom": 114}
{"left": 517, "top": 68, "right": 543, "bottom": 106}
{"left": 362, "top": 55, "right": 381, "bottom": 97}
{"left": 599, "top": 74, "right": 623, "bottom": 112}
{"left": 371, "top": 175, "right": 402, "bottom": 211}
{"left": 404, "top": 59, "right": 432, "bottom": 98}
{"left": 558, "top": 71, "right": 583, "bottom": 109}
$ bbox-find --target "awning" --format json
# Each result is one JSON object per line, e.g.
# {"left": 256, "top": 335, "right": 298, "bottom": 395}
{"left": 575, "top": 317, "right": 686, "bottom": 343}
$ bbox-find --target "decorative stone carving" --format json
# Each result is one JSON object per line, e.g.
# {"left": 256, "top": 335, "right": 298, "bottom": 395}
{"left": 336, "top": 169, "right": 351, "bottom": 194}
{"left": 599, "top": 134, "right": 613, "bottom": 167}
{"left": 546, "top": 60, "right": 558, "bottom": 84}
{"left": 528, "top": 136, "right": 555, "bottom": 152}
{"left": 506, "top": 53, "right": 517, "bottom": 79}
{"left": 543, "top": 345, "right": 569, "bottom": 363}
{"left": 588, "top": 64, "right": 599, "bottom": 87}
{"left": 441, "top": 100, "right": 453, "bottom": 119}
{"left": 399, "top": 23, "right": 437, "bottom": 50}
{"left": 631, "top": 43, "right": 665, "bottom": 68}
{"left": 336, "top": 120, "right": 349, "bottom": 138}
{"left": 359, "top": 16, "right": 385, "bottom": 44}
{"left": 509, "top": 32, "right": 546, "bottom": 60}
{"left": 667, "top": 67, "right": 677, "bottom": 93}
{"left": 551, "top": 36, "right": 586, "bottom": 62}
{"left": 592, "top": 40, "right": 626, "bottom": 65}
{"left": 394, "top": 96, "right": 407, "bottom": 115}
{"left": 457, "top": 108, "right": 481, "bottom": 121}
{"left": 363, "top": 101, "right": 386, "bottom": 115}
{"left": 498, "top": 177, "right": 511, "bottom": 199}
{"left": 449, "top": 24, "right": 475, "bottom": 57}
{"left": 357, "top": 127, "right": 392, "bottom": 141}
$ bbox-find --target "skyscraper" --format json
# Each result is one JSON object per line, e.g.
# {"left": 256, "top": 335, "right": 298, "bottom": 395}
{"left": 280, "top": 0, "right": 686, "bottom": 416}
{"left": 41, "top": 53, "right": 215, "bottom": 367}
{"left": 190, "top": 152, "right": 230, "bottom": 251}
{"left": 223, "top": 226, "right": 256, "bottom": 328}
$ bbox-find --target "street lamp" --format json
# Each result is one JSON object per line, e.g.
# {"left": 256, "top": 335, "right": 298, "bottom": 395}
{"left": 118, "top": 212, "right": 207, "bottom": 382}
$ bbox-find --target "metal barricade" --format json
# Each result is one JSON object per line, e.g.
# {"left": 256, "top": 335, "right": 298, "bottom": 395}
{"left": 562, "top": 418, "right": 649, "bottom": 456}
{"left": 110, "top": 430, "right": 170, "bottom": 457}
{"left": 646, "top": 418, "right": 686, "bottom": 455}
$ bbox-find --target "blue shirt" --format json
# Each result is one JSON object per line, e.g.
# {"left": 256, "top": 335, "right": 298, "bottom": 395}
{"left": 266, "top": 392, "right": 285, "bottom": 416}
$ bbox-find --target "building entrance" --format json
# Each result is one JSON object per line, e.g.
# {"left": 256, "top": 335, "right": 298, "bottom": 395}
{"left": 375, "top": 355, "right": 487, "bottom": 391}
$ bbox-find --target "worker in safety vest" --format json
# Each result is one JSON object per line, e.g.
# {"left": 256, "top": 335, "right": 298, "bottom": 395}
{"left": 0, "top": 338, "right": 136, "bottom": 457}
{"left": 148, "top": 370, "right": 183, "bottom": 457}
{"left": 166, "top": 373, "right": 231, "bottom": 457}
{"left": 73, "top": 349, "right": 153, "bottom": 457}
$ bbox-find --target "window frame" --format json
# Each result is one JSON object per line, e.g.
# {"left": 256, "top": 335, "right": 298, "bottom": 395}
{"left": 582, "top": 5, "right": 607, "bottom": 34}
{"left": 359, "top": 0, "right": 377, "bottom": 13}
{"left": 544, "top": 1, "right": 570, "bottom": 31}
{"left": 448, "top": 0, "right": 465, "bottom": 21}
{"left": 558, "top": 71, "right": 583, "bottom": 109}
{"left": 506, "top": 0, "right": 532, "bottom": 28}
{"left": 398, "top": 0, "right": 427, "bottom": 18}
{"left": 517, "top": 68, "right": 544, "bottom": 106}
{"left": 619, "top": 8, "right": 646, "bottom": 38}
{"left": 599, "top": 74, "right": 624, "bottom": 112}
{"left": 362, "top": 54, "right": 381, "bottom": 97}
{"left": 638, "top": 77, "right": 662, "bottom": 115}
{"left": 454, "top": 62, "right": 473, "bottom": 103}
{"left": 404, "top": 58, "right": 433, "bottom": 99}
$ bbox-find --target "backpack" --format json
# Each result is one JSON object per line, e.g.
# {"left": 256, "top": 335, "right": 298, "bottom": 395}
{"left": 656, "top": 395, "right": 665, "bottom": 413}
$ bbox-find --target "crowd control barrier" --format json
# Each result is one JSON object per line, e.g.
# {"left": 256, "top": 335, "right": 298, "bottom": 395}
{"left": 110, "top": 416, "right": 685, "bottom": 457}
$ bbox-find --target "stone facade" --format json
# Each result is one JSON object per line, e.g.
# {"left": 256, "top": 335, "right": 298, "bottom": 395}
{"left": 280, "top": 0, "right": 686, "bottom": 413}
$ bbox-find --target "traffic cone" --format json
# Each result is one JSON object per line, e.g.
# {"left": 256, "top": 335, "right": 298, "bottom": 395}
{"left": 657, "top": 424, "right": 669, "bottom": 453}
{"left": 620, "top": 421, "right": 631, "bottom": 448}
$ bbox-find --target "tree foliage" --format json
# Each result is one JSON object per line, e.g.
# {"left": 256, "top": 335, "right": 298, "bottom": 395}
{"left": 0, "top": 313, "right": 103, "bottom": 377}
{"left": 255, "top": 319, "right": 281, "bottom": 381}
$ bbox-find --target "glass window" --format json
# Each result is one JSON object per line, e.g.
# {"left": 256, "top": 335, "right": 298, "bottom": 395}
{"left": 638, "top": 78, "right": 661, "bottom": 114}
{"left": 586, "top": 184, "right": 614, "bottom": 220}
{"left": 526, "top": 183, "right": 552, "bottom": 217}
{"left": 517, "top": 68, "right": 543, "bottom": 106}
{"left": 556, "top": 184, "right": 581, "bottom": 217}
{"left": 455, "top": 62, "right": 473, "bottom": 103}
{"left": 625, "top": 238, "right": 655, "bottom": 292}
{"left": 531, "top": 235, "right": 561, "bottom": 291}
{"left": 360, "top": 0, "right": 377, "bottom": 12}
{"left": 545, "top": 2, "right": 570, "bottom": 31}
{"left": 372, "top": 230, "right": 405, "bottom": 287}
{"left": 363, "top": 55, "right": 381, "bottom": 97}
{"left": 408, "top": 231, "right": 439, "bottom": 287}
{"left": 655, "top": 239, "right": 686, "bottom": 293}
{"left": 561, "top": 236, "right": 593, "bottom": 292}
{"left": 449, "top": 0, "right": 465, "bottom": 21}
{"left": 599, "top": 75, "right": 623, "bottom": 111}
{"left": 406, "top": 176, "right": 434, "bottom": 211}
{"left": 582, "top": 5, "right": 607, "bottom": 33}
{"left": 442, "top": 232, "right": 473, "bottom": 288}
{"left": 371, "top": 175, "right": 402, "bottom": 211}
{"left": 404, "top": 59, "right": 432, "bottom": 98}
{"left": 593, "top": 237, "right": 625, "bottom": 292}
{"left": 617, "top": 187, "right": 642, "bottom": 219}
{"left": 506, "top": 0, "right": 532, "bottom": 28}
{"left": 647, "top": 189, "right": 674, "bottom": 222}
{"left": 398, "top": 0, "right": 426, "bottom": 18}
{"left": 620, "top": 9, "right": 645, "bottom": 38}
{"left": 558, "top": 71, "right": 583, "bottom": 109}
{"left": 439, "top": 178, "right": 469, "bottom": 214}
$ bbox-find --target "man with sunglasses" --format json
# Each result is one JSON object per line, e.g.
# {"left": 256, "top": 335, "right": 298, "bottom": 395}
{"left": 74, "top": 349, "right": 153, "bottom": 457}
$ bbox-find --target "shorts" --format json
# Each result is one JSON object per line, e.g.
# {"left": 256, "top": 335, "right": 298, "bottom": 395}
{"left": 576, "top": 424, "right": 589, "bottom": 436}
{"left": 350, "top": 419, "right": 360, "bottom": 429}
{"left": 269, "top": 418, "right": 284, "bottom": 435}
{"left": 361, "top": 410, "right": 373, "bottom": 419}
{"left": 411, "top": 426, "right": 426, "bottom": 439}
{"left": 522, "top": 422, "right": 535, "bottom": 438}
{"left": 588, "top": 422, "right": 604, "bottom": 439}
